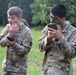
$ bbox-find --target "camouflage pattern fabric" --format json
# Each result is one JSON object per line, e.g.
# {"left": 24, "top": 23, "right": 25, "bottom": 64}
{"left": 0, "top": 23, "right": 32, "bottom": 75}
{"left": 38, "top": 21, "right": 76, "bottom": 75}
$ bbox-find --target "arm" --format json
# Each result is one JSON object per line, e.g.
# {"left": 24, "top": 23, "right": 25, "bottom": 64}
{"left": 0, "top": 25, "right": 8, "bottom": 47}
{"left": 38, "top": 26, "right": 53, "bottom": 52}
{"left": 56, "top": 31, "right": 76, "bottom": 58}
{"left": 12, "top": 29, "right": 32, "bottom": 56}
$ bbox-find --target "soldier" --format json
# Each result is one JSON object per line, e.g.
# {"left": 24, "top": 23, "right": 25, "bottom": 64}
{"left": 38, "top": 4, "right": 76, "bottom": 75}
{"left": 0, "top": 6, "right": 32, "bottom": 75}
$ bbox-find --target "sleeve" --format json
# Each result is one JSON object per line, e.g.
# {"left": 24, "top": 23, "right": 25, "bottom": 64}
{"left": 56, "top": 30, "right": 76, "bottom": 58}
{"left": 38, "top": 26, "right": 52, "bottom": 52}
{"left": 0, "top": 25, "right": 8, "bottom": 47}
{"left": 12, "top": 29, "right": 32, "bottom": 56}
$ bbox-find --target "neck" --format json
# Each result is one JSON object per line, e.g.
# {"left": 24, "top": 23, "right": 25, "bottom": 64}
{"left": 60, "top": 21, "right": 66, "bottom": 30}
{"left": 18, "top": 20, "right": 22, "bottom": 27}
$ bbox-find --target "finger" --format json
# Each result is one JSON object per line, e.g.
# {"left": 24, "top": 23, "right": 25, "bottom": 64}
{"left": 6, "top": 37, "right": 10, "bottom": 42}
{"left": 11, "top": 25, "right": 18, "bottom": 31}
{"left": 48, "top": 28, "right": 56, "bottom": 33}
{"left": 15, "top": 27, "right": 19, "bottom": 31}
{"left": 48, "top": 32, "right": 54, "bottom": 38}
{"left": 57, "top": 25, "right": 61, "bottom": 31}
{"left": 13, "top": 24, "right": 19, "bottom": 30}
{"left": 48, "top": 28, "right": 55, "bottom": 31}
{"left": 48, "top": 30, "right": 55, "bottom": 34}
{"left": 7, "top": 24, "right": 11, "bottom": 31}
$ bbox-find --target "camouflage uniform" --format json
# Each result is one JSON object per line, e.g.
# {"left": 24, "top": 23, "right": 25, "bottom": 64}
{"left": 38, "top": 21, "right": 76, "bottom": 75}
{"left": 0, "top": 23, "right": 32, "bottom": 75}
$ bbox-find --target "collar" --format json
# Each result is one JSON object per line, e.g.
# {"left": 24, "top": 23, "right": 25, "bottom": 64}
{"left": 62, "top": 21, "right": 71, "bottom": 33}
{"left": 16, "top": 22, "right": 24, "bottom": 33}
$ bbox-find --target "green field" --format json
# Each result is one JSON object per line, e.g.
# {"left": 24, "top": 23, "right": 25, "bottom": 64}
{"left": 0, "top": 26, "right": 76, "bottom": 75}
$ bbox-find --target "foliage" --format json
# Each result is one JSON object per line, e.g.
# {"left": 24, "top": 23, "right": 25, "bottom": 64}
{"left": 0, "top": 0, "right": 76, "bottom": 27}
{"left": 0, "top": 0, "right": 8, "bottom": 25}
{"left": 8, "top": 0, "right": 34, "bottom": 26}
{"left": 30, "top": 0, "right": 76, "bottom": 26}
{"left": 0, "top": 0, "right": 34, "bottom": 26}
{"left": 30, "top": 0, "right": 50, "bottom": 26}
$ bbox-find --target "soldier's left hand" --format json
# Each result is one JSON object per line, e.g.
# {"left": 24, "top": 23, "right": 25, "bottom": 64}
{"left": 6, "top": 37, "right": 15, "bottom": 46}
{"left": 53, "top": 25, "right": 62, "bottom": 40}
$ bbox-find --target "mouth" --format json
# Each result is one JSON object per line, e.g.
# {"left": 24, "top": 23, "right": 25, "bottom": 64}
{"left": 9, "top": 22, "right": 13, "bottom": 25}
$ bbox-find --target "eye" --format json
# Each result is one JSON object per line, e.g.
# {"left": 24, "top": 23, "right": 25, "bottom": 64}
{"left": 12, "top": 17, "right": 15, "bottom": 20}
{"left": 8, "top": 17, "right": 10, "bottom": 19}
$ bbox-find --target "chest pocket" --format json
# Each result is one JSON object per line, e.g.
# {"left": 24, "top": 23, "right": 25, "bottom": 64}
{"left": 15, "top": 33, "right": 26, "bottom": 45}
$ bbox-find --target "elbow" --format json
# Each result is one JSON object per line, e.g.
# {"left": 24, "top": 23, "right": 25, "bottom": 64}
{"left": 0, "top": 42, "right": 7, "bottom": 47}
{"left": 70, "top": 53, "right": 76, "bottom": 58}
{"left": 38, "top": 45, "right": 45, "bottom": 52}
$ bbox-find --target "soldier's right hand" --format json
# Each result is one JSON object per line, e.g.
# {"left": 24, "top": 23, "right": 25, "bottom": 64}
{"left": 7, "top": 23, "right": 19, "bottom": 35}
{"left": 47, "top": 28, "right": 55, "bottom": 42}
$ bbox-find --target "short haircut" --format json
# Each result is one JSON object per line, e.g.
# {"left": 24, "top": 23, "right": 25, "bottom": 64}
{"left": 7, "top": 6, "right": 22, "bottom": 17}
{"left": 50, "top": 4, "right": 67, "bottom": 18}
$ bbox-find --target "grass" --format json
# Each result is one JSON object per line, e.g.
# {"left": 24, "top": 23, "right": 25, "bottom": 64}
{"left": 0, "top": 26, "right": 76, "bottom": 75}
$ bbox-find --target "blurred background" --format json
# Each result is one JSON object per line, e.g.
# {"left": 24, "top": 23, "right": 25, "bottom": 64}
{"left": 0, "top": 0, "right": 76, "bottom": 27}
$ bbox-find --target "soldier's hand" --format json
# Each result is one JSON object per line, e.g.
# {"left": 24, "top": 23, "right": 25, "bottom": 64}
{"left": 53, "top": 25, "right": 62, "bottom": 40}
{"left": 6, "top": 37, "right": 15, "bottom": 46}
{"left": 7, "top": 23, "right": 19, "bottom": 35}
{"left": 47, "top": 28, "right": 55, "bottom": 42}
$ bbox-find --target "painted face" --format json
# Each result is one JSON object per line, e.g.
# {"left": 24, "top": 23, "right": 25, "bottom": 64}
{"left": 7, "top": 14, "right": 19, "bottom": 25}
{"left": 50, "top": 13, "right": 62, "bottom": 25}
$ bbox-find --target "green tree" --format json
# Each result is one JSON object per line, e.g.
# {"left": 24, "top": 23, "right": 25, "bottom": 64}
{"left": 31, "top": 0, "right": 76, "bottom": 26}
{"left": 8, "top": 0, "right": 34, "bottom": 26}
{"left": 0, "top": 0, "right": 8, "bottom": 26}
{"left": 30, "top": 0, "right": 50, "bottom": 26}
{"left": 0, "top": 0, "right": 33, "bottom": 26}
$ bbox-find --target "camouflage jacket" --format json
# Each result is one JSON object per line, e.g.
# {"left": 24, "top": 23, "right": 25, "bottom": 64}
{"left": 38, "top": 21, "right": 76, "bottom": 75}
{"left": 0, "top": 24, "right": 32, "bottom": 75}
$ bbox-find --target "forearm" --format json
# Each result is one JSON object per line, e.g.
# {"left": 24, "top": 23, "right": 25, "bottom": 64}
{"left": 56, "top": 35, "right": 76, "bottom": 58}
{"left": 0, "top": 26, "right": 9, "bottom": 47}
{"left": 0, "top": 33, "right": 14, "bottom": 47}
{"left": 38, "top": 37, "right": 52, "bottom": 52}
{"left": 0, "top": 37, "right": 7, "bottom": 47}
{"left": 12, "top": 42, "right": 31, "bottom": 56}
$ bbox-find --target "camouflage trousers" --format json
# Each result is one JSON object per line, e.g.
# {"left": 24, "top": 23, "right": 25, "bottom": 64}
{"left": 1, "top": 66, "right": 26, "bottom": 75}
{"left": 41, "top": 67, "right": 71, "bottom": 75}
{"left": 1, "top": 72, "right": 26, "bottom": 75}
{"left": 1, "top": 70, "right": 26, "bottom": 75}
